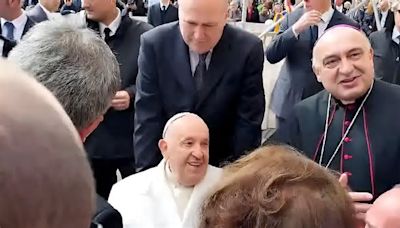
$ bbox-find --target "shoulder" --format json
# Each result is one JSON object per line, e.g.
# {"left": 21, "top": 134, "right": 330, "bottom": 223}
{"left": 375, "top": 80, "right": 400, "bottom": 99}
{"left": 295, "top": 90, "right": 327, "bottom": 114}
{"left": 141, "top": 21, "right": 178, "bottom": 43}
{"left": 370, "top": 29, "right": 391, "bottom": 41}
{"left": 125, "top": 16, "right": 153, "bottom": 33}
{"left": 111, "top": 168, "right": 156, "bottom": 197}
{"left": 332, "top": 10, "right": 359, "bottom": 27}
{"left": 223, "top": 24, "right": 262, "bottom": 48}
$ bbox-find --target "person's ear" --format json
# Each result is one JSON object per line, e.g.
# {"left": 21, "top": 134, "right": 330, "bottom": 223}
{"left": 158, "top": 139, "right": 169, "bottom": 159}
{"left": 79, "top": 115, "right": 104, "bottom": 142}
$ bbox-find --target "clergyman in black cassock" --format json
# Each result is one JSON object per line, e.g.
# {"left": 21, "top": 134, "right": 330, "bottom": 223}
{"left": 272, "top": 26, "right": 400, "bottom": 200}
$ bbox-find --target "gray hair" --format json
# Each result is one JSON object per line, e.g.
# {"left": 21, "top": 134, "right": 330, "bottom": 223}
{"left": 8, "top": 19, "right": 120, "bottom": 130}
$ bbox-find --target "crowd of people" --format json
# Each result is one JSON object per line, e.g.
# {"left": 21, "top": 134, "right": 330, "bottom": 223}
{"left": 1, "top": 0, "right": 400, "bottom": 227}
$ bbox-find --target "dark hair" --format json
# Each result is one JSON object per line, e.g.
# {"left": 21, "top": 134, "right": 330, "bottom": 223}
{"left": 200, "top": 145, "right": 356, "bottom": 228}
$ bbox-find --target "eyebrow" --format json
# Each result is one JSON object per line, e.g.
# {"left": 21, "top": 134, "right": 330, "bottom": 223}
{"left": 322, "top": 48, "right": 363, "bottom": 61}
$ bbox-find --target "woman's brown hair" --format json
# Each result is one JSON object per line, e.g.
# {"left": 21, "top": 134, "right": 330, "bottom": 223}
{"left": 200, "top": 145, "right": 356, "bottom": 228}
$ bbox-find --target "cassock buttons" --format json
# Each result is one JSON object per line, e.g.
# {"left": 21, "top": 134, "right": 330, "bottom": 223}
{"left": 344, "top": 120, "right": 351, "bottom": 127}
{"left": 344, "top": 137, "right": 352, "bottom": 143}
{"left": 344, "top": 154, "right": 353, "bottom": 160}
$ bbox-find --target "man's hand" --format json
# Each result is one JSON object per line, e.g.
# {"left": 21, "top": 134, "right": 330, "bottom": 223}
{"left": 112, "top": 90, "right": 130, "bottom": 111}
{"left": 339, "top": 173, "right": 373, "bottom": 221}
{"left": 292, "top": 10, "right": 322, "bottom": 34}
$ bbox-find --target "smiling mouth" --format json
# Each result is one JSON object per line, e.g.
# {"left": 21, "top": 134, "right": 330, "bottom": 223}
{"left": 340, "top": 76, "right": 358, "bottom": 84}
{"left": 187, "top": 162, "right": 202, "bottom": 167}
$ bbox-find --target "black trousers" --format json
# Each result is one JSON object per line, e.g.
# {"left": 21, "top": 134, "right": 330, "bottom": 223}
{"left": 90, "top": 158, "right": 135, "bottom": 199}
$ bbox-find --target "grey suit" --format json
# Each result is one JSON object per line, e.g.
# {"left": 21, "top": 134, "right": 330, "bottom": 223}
{"left": 266, "top": 8, "right": 359, "bottom": 122}
{"left": 370, "top": 29, "right": 400, "bottom": 85}
{"left": 26, "top": 4, "right": 48, "bottom": 23}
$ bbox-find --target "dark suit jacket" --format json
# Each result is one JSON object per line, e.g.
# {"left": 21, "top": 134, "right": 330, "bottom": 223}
{"left": 0, "top": 15, "right": 35, "bottom": 56}
{"left": 23, "top": 0, "right": 38, "bottom": 9}
{"left": 26, "top": 4, "right": 48, "bottom": 23}
{"left": 271, "top": 80, "right": 400, "bottom": 199}
{"left": 266, "top": 7, "right": 359, "bottom": 119}
{"left": 134, "top": 22, "right": 265, "bottom": 170}
{"left": 1, "top": 35, "right": 17, "bottom": 57}
{"left": 147, "top": 3, "right": 178, "bottom": 27}
{"left": 84, "top": 10, "right": 152, "bottom": 160}
{"left": 370, "top": 29, "right": 400, "bottom": 85}
{"left": 91, "top": 195, "right": 123, "bottom": 228}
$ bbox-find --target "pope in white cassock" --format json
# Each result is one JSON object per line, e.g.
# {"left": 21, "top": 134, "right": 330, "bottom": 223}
{"left": 108, "top": 112, "right": 223, "bottom": 228}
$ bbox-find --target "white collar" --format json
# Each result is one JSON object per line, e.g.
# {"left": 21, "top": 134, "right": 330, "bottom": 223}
{"left": 160, "top": 1, "right": 169, "bottom": 9}
{"left": 1, "top": 11, "right": 27, "bottom": 30}
{"left": 320, "top": 7, "right": 335, "bottom": 24}
{"left": 392, "top": 26, "right": 400, "bottom": 44}
{"left": 99, "top": 8, "right": 121, "bottom": 37}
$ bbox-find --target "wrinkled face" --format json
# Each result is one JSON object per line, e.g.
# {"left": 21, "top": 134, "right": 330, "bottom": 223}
{"left": 304, "top": 0, "right": 330, "bottom": 12}
{"left": 160, "top": 115, "right": 210, "bottom": 187}
{"left": 313, "top": 27, "right": 374, "bottom": 104}
{"left": 179, "top": 0, "right": 227, "bottom": 54}
{"left": 83, "top": 0, "right": 115, "bottom": 22}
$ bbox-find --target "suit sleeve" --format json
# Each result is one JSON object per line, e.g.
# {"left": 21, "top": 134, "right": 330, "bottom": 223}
{"left": 231, "top": 39, "right": 265, "bottom": 158}
{"left": 134, "top": 35, "right": 165, "bottom": 171}
{"left": 147, "top": 6, "right": 154, "bottom": 27}
{"left": 369, "top": 32, "right": 384, "bottom": 80}
{"left": 265, "top": 14, "right": 299, "bottom": 64}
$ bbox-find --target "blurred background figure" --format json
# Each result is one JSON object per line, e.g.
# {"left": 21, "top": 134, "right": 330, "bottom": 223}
{"left": 370, "top": 0, "right": 400, "bottom": 84}
{"left": 147, "top": 0, "right": 178, "bottom": 27}
{"left": 26, "top": 0, "right": 61, "bottom": 22}
{"left": 228, "top": 0, "right": 242, "bottom": 22}
{"left": 246, "top": 0, "right": 260, "bottom": 22}
{"left": 0, "top": 59, "right": 95, "bottom": 228}
{"left": 257, "top": 0, "right": 273, "bottom": 23}
{"left": 200, "top": 145, "right": 356, "bottom": 228}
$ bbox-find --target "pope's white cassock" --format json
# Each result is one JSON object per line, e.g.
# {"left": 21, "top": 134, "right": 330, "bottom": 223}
{"left": 108, "top": 159, "right": 222, "bottom": 228}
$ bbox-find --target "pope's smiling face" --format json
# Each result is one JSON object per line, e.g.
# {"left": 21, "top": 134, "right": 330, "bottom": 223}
{"left": 159, "top": 114, "right": 209, "bottom": 187}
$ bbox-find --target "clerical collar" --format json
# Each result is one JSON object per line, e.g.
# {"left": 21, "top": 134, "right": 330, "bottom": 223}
{"left": 331, "top": 87, "right": 372, "bottom": 110}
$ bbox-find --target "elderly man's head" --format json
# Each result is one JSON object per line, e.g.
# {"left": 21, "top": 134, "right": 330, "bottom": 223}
{"left": 0, "top": 60, "right": 95, "bottom": 228}
{"left": 365, "top": 187, "right": 400, "bottom": 228}
{"left": 312, "top": 26, "right": 374, "bottom": 105}
{"left": 159, "top": 113, "right": 209, "bottom": 187}
{"left": 8, "top": 19, "right": 120, "bottom": 141}
{"left": 178, "top": 0, "right": 228, "bottom": 54}
{"left": 200, "top": 145, "right": 356, "bottom": 228}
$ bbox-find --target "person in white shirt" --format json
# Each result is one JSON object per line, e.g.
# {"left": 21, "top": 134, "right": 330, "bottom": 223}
{"left": 109, "top": 112, "right": 223, "bottom": 228}
{"left": 0, "top": 0, "right": 35, "bottom": 56}
{"left": 26, "top": 0, "right": 61, "bottom": 23}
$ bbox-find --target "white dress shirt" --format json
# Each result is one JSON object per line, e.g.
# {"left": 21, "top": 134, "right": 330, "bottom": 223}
{"left": 1, "top": 12, "right": 28, "bottom": 41}
{"left": 392, "top": 26, "right": 400, "bottom": 45}
{"left": 381, "top": 10, "right": 389, "bottom": 29}
{"left": 38, "top": 3, "right": 59, "bottom": 20}
{"left": 160, "top": 1, "right": 169, "bottom": 10}
{"left": 99, "top": 8, "right": 121, "bottom": 39}
{"left": 0, "top": 38, "right": 4, "bottom": 56}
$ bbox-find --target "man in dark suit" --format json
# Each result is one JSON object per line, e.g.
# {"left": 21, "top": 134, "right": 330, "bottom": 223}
{"left": 0, "top": 0, "right": 35, "bottom": 55}
{"left": 23, "top": 0, "right": 38, "bottom": 9}
{"left": 147, "top": 0, "right": 178, "bottom": 27}
{"left": 8, "top": 19, "right": 123, "bottom": 228}
{"left": 370, "top": 0, "right": 400, "bottom": 84}
{"left": 265, "top": 0, "right": 358, "bottom": 130}
{"left": 83, "top": 0, "right": 152, "bottom": 199}
{"left": 134, "top": 0, "right": 265, "bottom": 171}
{"left": 26, "top": 0, "right": 61, "bottom": 23}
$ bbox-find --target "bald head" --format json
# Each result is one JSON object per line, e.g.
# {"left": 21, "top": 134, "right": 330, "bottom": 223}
{"left": 313, "top": 26, "right": 371, "bottom": 67}
{"left": 366, "top": 188, "right": 400, "bottom": 228}
{"left": 0, "top": 60, "right": 95, "bottom": 228}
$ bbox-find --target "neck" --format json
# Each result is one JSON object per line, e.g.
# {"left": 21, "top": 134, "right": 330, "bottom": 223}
{"left": 161, "top": 0, "right": 169, "bottom": 5}
{"left": 339, "top": 99, "right": 356, "bottom": 105}
{"left": 101, "top": 8, "right": 118, "bottom": 26}
{"left": 5, "top": 9, "right": 23, "bottom": 21}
